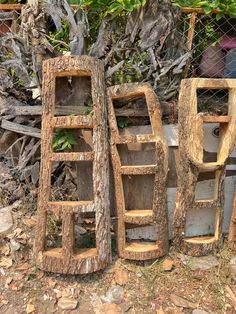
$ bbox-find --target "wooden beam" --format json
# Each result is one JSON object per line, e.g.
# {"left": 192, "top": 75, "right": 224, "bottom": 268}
{"left": 1, "top": 119, "right": 41, "bottom": 138}
{"left": 180, "top": 7, "right": 220, "bottom": 14}
{"left": 0, "top": 4, "right": 23, "bottom": 11}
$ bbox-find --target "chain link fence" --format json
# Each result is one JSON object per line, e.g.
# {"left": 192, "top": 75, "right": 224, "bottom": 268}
{"left": 1, "top": 6, "right": 236, "bottom": 116}
{"left": 179, "top": 10, "right": 236, "bottom": 115}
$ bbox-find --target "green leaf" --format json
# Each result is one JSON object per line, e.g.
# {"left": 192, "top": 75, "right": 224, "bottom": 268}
{"left": 10, "top": 68, "right": 15, "bottom": 77}
{"left": 107, "top": 2, "right": 123, "bottom": 14}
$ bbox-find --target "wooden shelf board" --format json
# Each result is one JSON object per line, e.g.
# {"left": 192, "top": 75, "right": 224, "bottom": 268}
{"left": 44, "top": 247, "right": 97, "bottom": 259}
{"left": 201, "top": 115, "right": 230, "bottom": 123}
{"left": 48, "top": 200, "right": 94, "bottom": 207}
{"left": 125, "top": 242, "right": 158, "bottom": 253}
{"left": 125, "top": 210, "right": 153, "bottom": 218}
{"left": 184, "top": 236, "right": 217, "bottom": 244}
{"left": 50, "top": 151, "right": 94, "bottom": 162}
{"left": 121, "top": 165, "right": 156, "bottom": 175}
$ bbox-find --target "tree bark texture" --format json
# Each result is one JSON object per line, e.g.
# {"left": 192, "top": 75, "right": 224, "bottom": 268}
{"left": 173, "top": 78, "right": 236, "bottom": 256}
{"left": 107, "top": 83, "right": 169, "bottom": 260}
{"left": 35, "top": 55, "right": 111, "bottom": 274}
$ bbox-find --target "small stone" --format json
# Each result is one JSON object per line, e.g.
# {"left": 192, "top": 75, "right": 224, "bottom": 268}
{"left": 101, "top": 285, "right": 124, "bottom": 304}
{"left": 75, "top": 225, "right": 87, "bottom": 236}
{"left": 0, "top": 207, "right": 13, "bottom": 236}
{"left": 192, "top": 310, "right": 209, "bottom": 314}
{"left": 58, "top": 297, "right": 78, "bottom": 310}
{"left": 170, "top": 294, "right": 197, "bottom": 309}
{"left": 192, "top": 269, "right": 205, "bottom": 280}
{"left": 162, "top": 258, "right": 174, "bottom": 271}
{"left": 114, "top": 268, "right": 129, "bottom": 285}
{"left": 180, "top": 254, "right": 219, "bottom": 271}
{"left": 9, "top": 239, "right": 21, "bottom": 252}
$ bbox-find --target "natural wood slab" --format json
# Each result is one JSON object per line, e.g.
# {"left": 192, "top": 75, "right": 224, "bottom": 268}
{"left": 35, "top": 56, "right": 111, "bottom": 274}
{"left": 173, "top": 78, "right": 236, "bottom": 256}
{"left": 107, "top": 83, "right": 169, "bottom": 260}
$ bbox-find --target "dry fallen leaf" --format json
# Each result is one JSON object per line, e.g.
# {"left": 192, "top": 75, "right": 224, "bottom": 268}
{"left": 10, "top": 282, "right": 23, "bottom": 291}
{"left": 0, "top": 257, "right": 13, "bottom": 268}
{"left": 170, "top": 294, "right": 197, "bottom": 309}
{"left": 22, "top": 217, "right": 37, "bottom": 228}
{"left": 0, "top": 243, "right": 10, "bottom": 256}
{"left": 162, "top": 258, "right": 174, "bottom": 271}
{"left": 13, "top": 228, "right": 23, "bottom": 237}
{"left": 226, "top": 285, "right": 236, "bottom": 309}
{"left": 5, "top": 277, "right": 13, "bottom": 288}
{"left": 16, "top": 262, "right": 30, "bottom": 271}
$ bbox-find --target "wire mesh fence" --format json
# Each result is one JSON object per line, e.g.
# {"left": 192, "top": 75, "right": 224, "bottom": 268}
{"left": 0, "top": 5, "right": 236, "bottom": 116}
{"left": 179, "top": 10, "right": 236, "bottom": 115}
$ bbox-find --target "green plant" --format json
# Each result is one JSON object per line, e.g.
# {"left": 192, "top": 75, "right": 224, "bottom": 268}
{"left": 80, "top": 107, "right": 94, "bottom": 115}
{"left": 52, "top": 129, "right": 77, "bottom": 151}
{"left": 0, "top": 0, "right": 23, "bottom": 4}
{"left": 68, "top": 0, "right": 147, "bottom": 17}
{"left": 117, "top": 116, "right": 131, "bottom": 128}
{"left": 172, "top": 0, "right": 236, "bottom": 20}
{"left": 48, "top": 20, "right": 70, "bottom": 52}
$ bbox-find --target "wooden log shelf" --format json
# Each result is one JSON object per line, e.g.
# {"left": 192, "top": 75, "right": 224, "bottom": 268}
{"left": 35, "top": 55, "right": 111, "bottom": 274}
{"left": 107, "top": 83, "right": 169, "bottom": 260}
{"left": 173, "top": 78, "right": 236, "bottom": 256}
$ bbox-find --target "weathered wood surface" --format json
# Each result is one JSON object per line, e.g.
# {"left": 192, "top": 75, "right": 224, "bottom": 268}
{"left": 0, "top": 3, "right": 22, "bottom": 10}
{"left": 107, "top": 82, "right": 169, "bottom": 260}
{"left": 1, "top": 119, "right": 41, "bottom": 138}
{"left": 35, "top": 56, "right": 111, "bottom": 274}
{"left": 1, "top": 102, "right": 174, "bottom": 117}
{"left": 173, "top": 78, "right": 236, "bottom": 256}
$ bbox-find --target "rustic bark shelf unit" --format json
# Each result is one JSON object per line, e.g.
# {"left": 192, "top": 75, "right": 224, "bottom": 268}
{"left": 35, "top": 56, "right": 111, "bottom": 274}
{"left": 173, "top": 78, "right": 236, "bottom": 256}
{"left": 107, "top": 83, "right": 169, "bottom": 260}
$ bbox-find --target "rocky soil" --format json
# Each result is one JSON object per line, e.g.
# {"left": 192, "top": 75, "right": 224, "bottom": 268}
{"left": 1, "top": 163, "right": 236, "bottom": 314}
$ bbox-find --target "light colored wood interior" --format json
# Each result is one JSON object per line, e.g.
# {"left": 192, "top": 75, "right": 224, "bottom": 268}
{"left": 184, "top": 236, "right": 217, "bottom": 244}
{"left": 125, "top": 242, "right": 158, "bottom": 253}
{"left": 125, "top": 210, "right": 153, "bottom": 218}
{"left": 44, "top": 247, "right": 97, "bottom": 259}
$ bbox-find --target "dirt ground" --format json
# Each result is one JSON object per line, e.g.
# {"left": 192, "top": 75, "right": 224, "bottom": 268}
{"left": 0, "top": 192, "right": 236, "bottom": 314}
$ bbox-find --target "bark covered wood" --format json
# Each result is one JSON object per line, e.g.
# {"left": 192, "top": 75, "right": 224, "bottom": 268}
{"left": 107, "top": 82, "right": 169, "bottom": 260}
{"left": 173, "top": 78, "right": 236, "bottom": 256}
{"left": 35, "top": 55, "right": 111, "bottom": 274}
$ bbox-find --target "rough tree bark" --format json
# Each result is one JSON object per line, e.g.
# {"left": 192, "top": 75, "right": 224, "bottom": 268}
{"left": 35, "top": 55, "right": 111, "bottom": 274}
{"left": 173, "top": 78, "right": 236, "bottom": 256}
{"left": 107, "top": 82, "right": 169, "bottom": 260}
